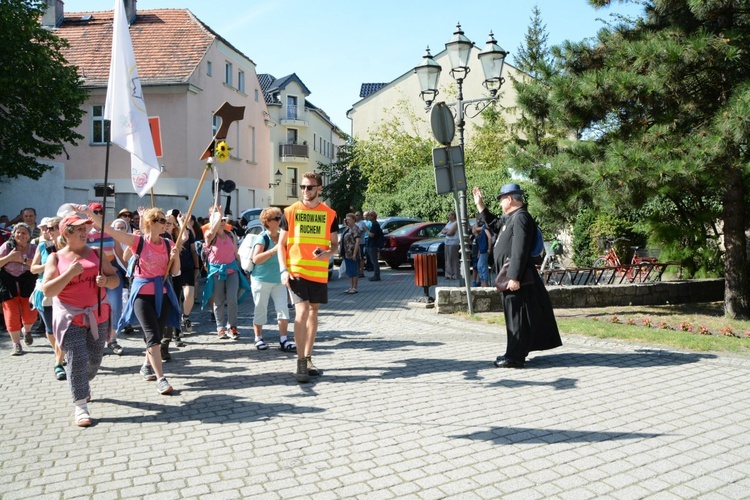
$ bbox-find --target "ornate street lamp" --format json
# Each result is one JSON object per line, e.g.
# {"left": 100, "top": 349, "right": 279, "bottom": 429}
{"left": 268, "top": 169, "right": 282, "bottom": 188}
{"left": 413, "top": 47, "right": 442, "bottom": 108}
{"left": 445, "top": 23, "right": 473, "bottom": 81}
{"left": 478, "top": 31, "right": 508, "bottom": 96}
{"left": 413, "top": 23, "right": 509, "bottom": 314}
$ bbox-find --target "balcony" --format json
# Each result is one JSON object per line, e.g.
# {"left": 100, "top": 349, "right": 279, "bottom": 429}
{"left": 279, "top": 143, "right": 309, "bottom": 162}
{"left": 280, "top": 106, "right": 309, "bottom": 127}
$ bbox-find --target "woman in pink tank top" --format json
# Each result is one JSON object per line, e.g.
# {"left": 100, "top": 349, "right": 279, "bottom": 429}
{"left": 42, "top": 214, "right": 120, "bottom": 427}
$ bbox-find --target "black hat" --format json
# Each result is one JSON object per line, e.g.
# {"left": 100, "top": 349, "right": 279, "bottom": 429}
{"left": 497, "top": 183, "right": 523, "bottom": 200}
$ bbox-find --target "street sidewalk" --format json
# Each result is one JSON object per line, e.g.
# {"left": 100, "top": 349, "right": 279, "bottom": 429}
{"left": 1, "top": 267, "right": 749, "bottom": 499}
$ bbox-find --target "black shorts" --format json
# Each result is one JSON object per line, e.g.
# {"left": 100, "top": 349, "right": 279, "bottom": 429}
{"left": 288, "top": 277, "right": 328, "bottom": 305}
{"left": 172, "top": 268, "right": 195, "bottom": 289}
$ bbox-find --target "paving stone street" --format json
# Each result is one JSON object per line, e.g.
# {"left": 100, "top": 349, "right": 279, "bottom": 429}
{"left": 1, "top": 267, "right": 749, "bottom": 499}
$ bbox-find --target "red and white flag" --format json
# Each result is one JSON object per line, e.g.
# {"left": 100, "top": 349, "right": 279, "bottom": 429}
{"left": 104, "top": 0, "right": 160, "bottom": 197}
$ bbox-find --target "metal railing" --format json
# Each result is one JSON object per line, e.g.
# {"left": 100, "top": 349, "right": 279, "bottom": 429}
{"left": 279, "top": 143, "right": 308, "bottom": 159}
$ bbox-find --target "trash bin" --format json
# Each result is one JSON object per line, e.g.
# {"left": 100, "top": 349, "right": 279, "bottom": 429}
{"left": 414, "top": 253, "right": 438, "bottom": 302}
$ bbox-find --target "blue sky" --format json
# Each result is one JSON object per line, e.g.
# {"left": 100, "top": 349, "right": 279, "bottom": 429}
{"left": 65, "top": 0, "right": 644, "bottom": 130}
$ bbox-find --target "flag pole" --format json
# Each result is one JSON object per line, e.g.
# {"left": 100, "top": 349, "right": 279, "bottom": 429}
{"left": 98, "top": 128, "right": 112, "bottom": 315}
{"left": 164, "top": 158, "right": 213, "bottom": 280}
{"left": 150, "top": 188, "right": 155, "bottom": 208}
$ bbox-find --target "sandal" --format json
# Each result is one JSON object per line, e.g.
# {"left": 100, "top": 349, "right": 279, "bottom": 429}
{"left": 279, "top": 339, "right": 296, "bottom": 352}
{"left": 54, "top": 364, "right": 66, "bottom": 381}
{"left": 255, "top": 338, "right": 268, "bottom": 350}
{"left": 75, "top": 406, "right": 91, "bottom": 427}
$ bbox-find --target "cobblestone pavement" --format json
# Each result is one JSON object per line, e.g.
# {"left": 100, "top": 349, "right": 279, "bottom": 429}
{"left": 1, "top": 267, "right": 749, "bottom": 499}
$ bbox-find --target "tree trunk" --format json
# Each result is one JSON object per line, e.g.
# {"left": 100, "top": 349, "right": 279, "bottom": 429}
{"left": 723, "top": 167, "right": 750, "bottom": 319}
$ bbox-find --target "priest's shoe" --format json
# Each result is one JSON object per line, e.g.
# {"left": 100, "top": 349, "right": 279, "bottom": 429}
{"left": 494, "top": 358, "right": 524, "bottom": 368}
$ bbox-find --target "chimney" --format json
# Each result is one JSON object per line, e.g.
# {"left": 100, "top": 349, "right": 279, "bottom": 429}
{"left": 124, "top": 0, "right": 137, "bottom": 25}
{"left": 41, "top": 0, "right": 64, "bottom": 28}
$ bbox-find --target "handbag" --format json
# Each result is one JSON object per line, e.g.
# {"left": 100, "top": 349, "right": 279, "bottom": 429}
{"left": 494, "top": 258, "right": 535, "bottom": 292}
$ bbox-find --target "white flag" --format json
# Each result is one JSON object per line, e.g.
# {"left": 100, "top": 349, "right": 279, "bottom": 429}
{"left": 104, "top": 0, "right": 160, "bottom": 198}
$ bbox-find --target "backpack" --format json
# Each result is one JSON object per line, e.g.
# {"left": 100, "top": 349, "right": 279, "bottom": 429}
{"left": 127, "top": 236, "right": 172, "bottom": 286}
{"left": 530, "top": 225, "right": 544, "bottom": 258}
{"left": 238, "top": 231, "right": 270, "bottom": 274}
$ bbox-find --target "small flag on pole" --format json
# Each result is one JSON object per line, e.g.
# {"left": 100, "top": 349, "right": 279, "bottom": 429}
{"left": 104, "top": 0, "right": 160, "bottom": 198}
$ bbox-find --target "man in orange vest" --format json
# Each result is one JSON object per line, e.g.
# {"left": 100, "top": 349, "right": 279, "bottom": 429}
{"left": 278, "top": 171, "right": 339, "bottom": 383}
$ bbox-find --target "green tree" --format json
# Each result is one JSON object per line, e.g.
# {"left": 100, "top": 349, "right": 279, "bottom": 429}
{"left": 0, "top": 0, "right": 87, "bottom": 179}
{"left": 319, "top": 137, "right": 366, "bottom": 218}
{"left": 537, "top": 0, "right": 750, "bottom": 317}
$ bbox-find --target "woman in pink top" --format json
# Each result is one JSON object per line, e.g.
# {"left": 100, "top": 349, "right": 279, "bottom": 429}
{"left": 42, "top": 214, "right": 119, "bottom": 427}
{"left": 203, "top": 205, "right": 249, "bottom": 340}
{"left": 83, "top": 206, "right": 181, "bottom": 396}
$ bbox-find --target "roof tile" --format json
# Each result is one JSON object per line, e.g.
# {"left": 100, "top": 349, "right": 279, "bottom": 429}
{"left": 58, "top": 9, "right": 214, "bottom": 87}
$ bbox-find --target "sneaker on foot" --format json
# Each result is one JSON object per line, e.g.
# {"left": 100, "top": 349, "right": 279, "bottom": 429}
{"left": 23, "top": 331, "right": 33, "bottom": 346}
{"left": 108, "top": 341, "right": 124, "bottom": 355}
{"left": 11, "top": 343, "right": 23, "bottom": 356}
{"left": 54, "top": 364, "right": 66, "bottom": 380}
{"left": 181, "top": 316, "right": 192, "bottom": 334}
{"left": 140, "top": 364, "right": 157, "bottom": 381}
{"left": 229, "top": 327, "right": 240, "bottom": 340}
{"left": 217, "top": 329, "right": 229, "bottom": 340}
{"left": 157, "top": 376, "right": 173, "bottom": 394}
{"left": 173, "top": 335, "right": 186, "bottom": 347}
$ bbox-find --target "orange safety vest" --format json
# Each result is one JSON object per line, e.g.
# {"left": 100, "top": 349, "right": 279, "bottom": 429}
{"left": 284, "top": 201, "right": 337, "bottom": 283}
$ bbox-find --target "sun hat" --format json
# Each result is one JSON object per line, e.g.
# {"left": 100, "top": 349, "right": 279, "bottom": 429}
{"left": 38, "top": 217, "right": 52, "bottom": 229}
{"left": 118, "top": 208, "right": 132, "bottom": 217}
{"left": 60, "top": 214, "right": 93, "bottom": 233}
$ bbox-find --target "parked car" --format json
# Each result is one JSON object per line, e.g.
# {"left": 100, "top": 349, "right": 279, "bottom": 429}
{"left": 240, "top": 208, "right": 263, "bottom": 227}
{"left": 408, "top": 236, "right": 446, "bottom": 271}
{"left": 379, "top": 216, "right": 423, "bottom": 235}
{"left": 406, "top": 220, "right": 478, "bottom": 272}
{"left": 378, "top": 222, "right": 445, "bottom": 269}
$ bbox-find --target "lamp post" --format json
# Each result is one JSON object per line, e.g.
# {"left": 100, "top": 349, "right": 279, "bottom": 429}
{"left": 414, "top": 23, "right": 508, "bottom": 314}
{"left": 268, "top": 169, "right": 282, "bottom": 188}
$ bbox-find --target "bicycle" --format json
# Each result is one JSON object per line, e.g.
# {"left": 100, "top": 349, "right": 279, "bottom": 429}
{"left": 593, "top": 237, "right": 662, "bottom": 283}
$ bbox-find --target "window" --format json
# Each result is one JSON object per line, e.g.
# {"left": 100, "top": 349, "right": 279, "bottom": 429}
{"left": 313, "top": 133, "right": 317, "bottom": 151}
{"left": 225, "top": 62, "right": 233, "bottom": 86}
{"left": 91, "top": 105, "right": 110, "bottom": 144}
{"left": 238, "top": 70, "right": 245, "bottom": 93}
{"left": 254, "top": 89, "right": 259, "bottom": 102}
{"left": 287, "top": 128, "right": 298, "bottom": 145}
{"left": 249, "top": 125, "right": 256, "bottom": 162}
{"left": 287, "top": 167, "right": 298, "bottom": 198}
{"left": 212, "top": 114, "right": 220, "bottom": 137}
{"left": 207, "top": 60, "right": 212, "bottom": 76}
{"left": 319, "top": 137, "right": 323, "bottom": 153}
{"left": 286, "top": 95, "right": 298, "bottom": 120}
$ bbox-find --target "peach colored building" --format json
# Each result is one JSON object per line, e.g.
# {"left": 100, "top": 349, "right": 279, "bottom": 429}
{"left": 2, "top": 0, "right": 272, "bottom": 221}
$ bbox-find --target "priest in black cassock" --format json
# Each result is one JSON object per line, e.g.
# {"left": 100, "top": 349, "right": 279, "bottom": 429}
{"left": 472, "top": 183, "right": 562, "bottom": 368}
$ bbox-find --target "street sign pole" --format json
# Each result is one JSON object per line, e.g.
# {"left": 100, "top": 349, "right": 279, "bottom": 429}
{"left": 430, "top": 103, "right": 473, "bottom": 314}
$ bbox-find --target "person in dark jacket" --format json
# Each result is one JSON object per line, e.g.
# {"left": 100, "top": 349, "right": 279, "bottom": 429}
{"left": 472, "top": 183, "right": 562, "bottom": 368}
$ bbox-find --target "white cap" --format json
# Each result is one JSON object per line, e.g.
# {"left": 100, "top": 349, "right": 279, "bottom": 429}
{"left": 38, "top": 217, "right": 52, "bottom": 228}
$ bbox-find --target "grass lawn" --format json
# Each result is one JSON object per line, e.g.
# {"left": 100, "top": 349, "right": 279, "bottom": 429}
{"left": 466, "top": 302, "right": 750, "bottom": 355}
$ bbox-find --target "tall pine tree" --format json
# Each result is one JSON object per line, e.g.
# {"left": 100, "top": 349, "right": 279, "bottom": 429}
{"left": 543, "top": 0, "right": 750, "bottom": 317}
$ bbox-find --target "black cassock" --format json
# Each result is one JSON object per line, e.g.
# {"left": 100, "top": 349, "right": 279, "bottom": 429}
{"left": 479, "top": 206, "right": 562, "bottom": 362}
